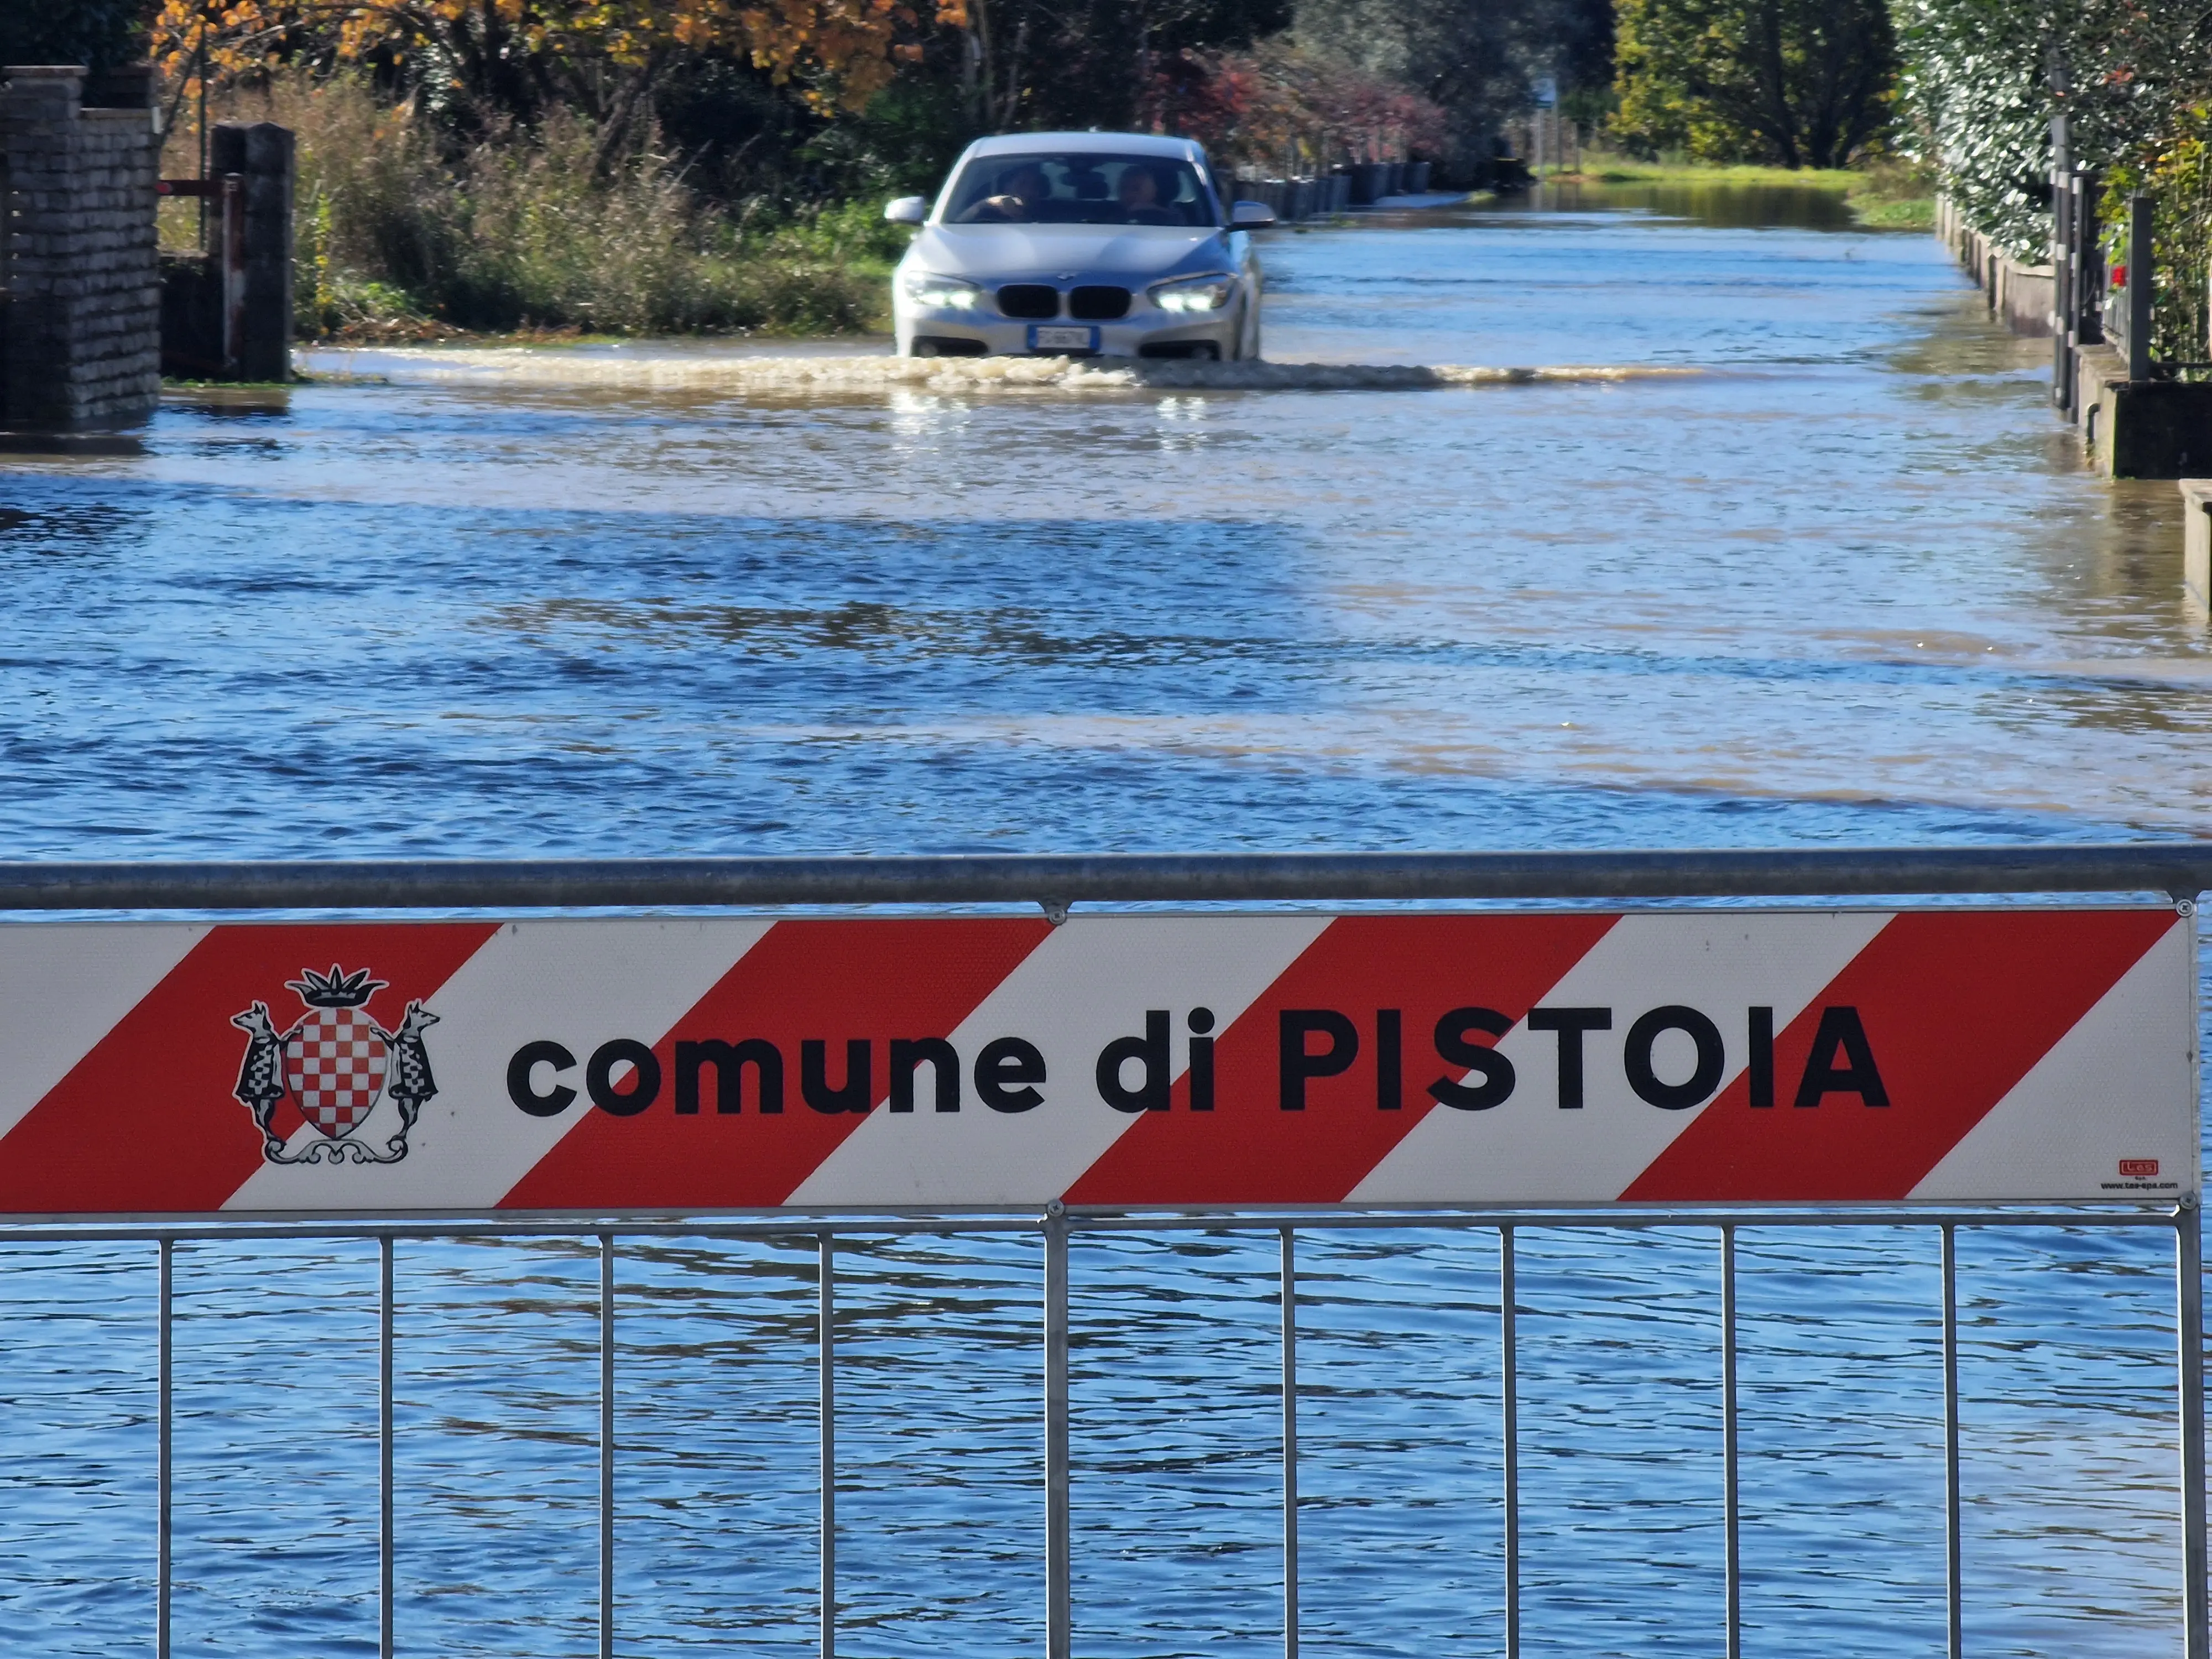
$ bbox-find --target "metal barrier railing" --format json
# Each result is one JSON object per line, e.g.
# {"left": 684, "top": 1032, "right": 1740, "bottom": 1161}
{"left": 19, "top": 1204, "right": 2199, "bottom": 1659}
{"left": 3, "top": 840, "right": 2212, "bottom": 911}
{"left": 0, "top": 845, "right": 2205, "bottom": 1658}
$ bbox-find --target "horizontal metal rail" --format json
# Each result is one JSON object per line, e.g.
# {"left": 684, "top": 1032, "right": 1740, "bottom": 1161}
{"left": 0, "top": 843, "right": 2209, "bottom": 912}
{"left": 0, "top": 1207, "right": 2179, "bottom": 1244}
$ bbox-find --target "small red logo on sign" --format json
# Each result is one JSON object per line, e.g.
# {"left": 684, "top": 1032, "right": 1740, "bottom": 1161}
{"left": 2120, "top": 1159, "right": 2161, "bottom": 1178}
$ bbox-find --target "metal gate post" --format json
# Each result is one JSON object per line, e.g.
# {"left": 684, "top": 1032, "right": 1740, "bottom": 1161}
{"left": 600, "top": 1234, "right": 615, "bottom": 1659}
{"left": 2179, "top": 1201, "right": 2208, "bottom": 1659}
{"left": 380, "top": 1235, "right": 395, "bottom": 1659}
{"left": 1281, "top": 1228, "right": 1298, "bottom": 1659}
{"left": 820, "top": 1233, "right": 836, "bottom": 1659}
{"left": 1721, "top": 1226, "right": 1739, "bottom": 1659}
{"left": 2051, "top": 114, "right": 2072, "bottom": 409}
{"left": 1500, "top": 1225, "right": 1519, "bottom": 1659}
{"left": 2070, "top": 170, "right": 2103, "bottom": 359}
{"left": 1942, "top": 1224, "right": 1961, "bottom": 1659}
{"left": 158, "top": 1236, "right": 173, "bottom": 1659}
{"left": 2127, "top": 194, "right": 2155, "bottom": 384}
{"left": 1045, "top": 1205, "right": 1072, "bottom": 1659}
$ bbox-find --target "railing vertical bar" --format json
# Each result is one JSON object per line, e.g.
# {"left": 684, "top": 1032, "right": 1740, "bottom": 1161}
{"left": 599, "top": 1232, "right": 614, "bottom": 1659}
{"left": 820, "top": 1232, "right": 836, "bottom": 1659}
{"left": 1943, "top": 1223, "right": 1961, "bottom": 1659}
{"left": 2179, "top": 1203, "right": 2208, "bottom": 1659}
{"left": 1501, "top": 1224, "right": 1519, "bottom": 1659}
{"left": 380, "top": 1234, "right": 394, "bottom": 1659}
{"left": 1281, "top": 1227, "right": 1298, "bottom": 1659}
{"left": 1045, "top": 1208, "right": 1071, "bottom": 1659}
{"left": 158, "top": 1235, "right": 173, "bottom": 1659}
{"left": 1721, "top": 1224, "right": 1740, "bottom": 1659}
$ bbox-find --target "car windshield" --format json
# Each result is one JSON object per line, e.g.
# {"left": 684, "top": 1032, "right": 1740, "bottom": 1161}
{"left": 944, "top": 153, "right": 1219, "bottom": 228}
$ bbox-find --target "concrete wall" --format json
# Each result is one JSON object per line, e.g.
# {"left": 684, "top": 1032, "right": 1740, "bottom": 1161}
{"left": 1935, "top": 196, "right": 2054, "bottom": 337}
{"left": 1936, "top": 199, "right": 2211, "bottom": 479}
{"left": 2182, "top": 481, "right": 2212, "bottom": 609}
{"left": 1232, "top": 173, "right": 1352, "bottom": 221}
{"left": 0, "top": 65, "right": 162, "bottom": 431}
{"left": 2089, "top": 372, "right": 2212, "bottom": 479}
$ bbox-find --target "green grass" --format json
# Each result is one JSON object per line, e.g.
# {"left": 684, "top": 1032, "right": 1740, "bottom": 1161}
{"left": 1849, "top": 196, "right": 1936, "bottom": 230}
{"left": 1563, "top": 153, "right": 1858, "bottom": 189}
{"left": 1554, "top": 150, "right": 1934, "bottom": 231}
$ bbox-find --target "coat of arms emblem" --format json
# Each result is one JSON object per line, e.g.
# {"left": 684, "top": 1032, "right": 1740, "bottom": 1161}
{"left": 230, "top": 965, "right": 440, "bottom": 1165}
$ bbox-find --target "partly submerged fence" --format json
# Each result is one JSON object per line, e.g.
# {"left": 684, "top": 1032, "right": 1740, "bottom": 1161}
{"left": 59, "top": 1203, "right": 2203, "bottom": 1659}
{"left": 0, "top": 843, "right": 2206, "bottom": 1659}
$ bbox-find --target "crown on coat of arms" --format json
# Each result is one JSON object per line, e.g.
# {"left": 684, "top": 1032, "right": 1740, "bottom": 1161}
{"left": 285, "top": 964, "right": 388, "bottom": 1009}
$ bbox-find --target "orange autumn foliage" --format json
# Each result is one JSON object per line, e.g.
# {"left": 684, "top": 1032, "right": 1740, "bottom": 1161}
{"left": 152, "top": 0, "right": 963, "bottom": 113}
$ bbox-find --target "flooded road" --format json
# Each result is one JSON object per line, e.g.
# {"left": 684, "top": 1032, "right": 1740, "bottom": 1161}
{"left": 0, "top": 188, "right": 2203, "bottom": 1659}
{"left": 3, "top": 187, "right": 2206, "bottom": 860}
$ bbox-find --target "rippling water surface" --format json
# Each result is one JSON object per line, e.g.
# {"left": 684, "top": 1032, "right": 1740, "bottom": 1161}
{"left": 0, "top": 186, "right": 2204, "bottom": 1658}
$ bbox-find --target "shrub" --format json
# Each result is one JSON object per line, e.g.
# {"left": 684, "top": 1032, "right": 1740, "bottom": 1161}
{"left": 178, "top": 75, "right": 897, "bottom": 339}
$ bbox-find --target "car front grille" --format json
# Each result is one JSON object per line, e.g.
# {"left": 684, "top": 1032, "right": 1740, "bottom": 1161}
{"left": 1068, "top": 286, "right": 1131, "bottom": 320}
{"left": 997, "top": 285, "right": 1060, "bottom": 319}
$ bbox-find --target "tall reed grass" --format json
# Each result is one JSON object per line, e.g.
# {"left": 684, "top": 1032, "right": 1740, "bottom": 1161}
{"left": 170, "top": 77, "right": 905, "bottom": 339}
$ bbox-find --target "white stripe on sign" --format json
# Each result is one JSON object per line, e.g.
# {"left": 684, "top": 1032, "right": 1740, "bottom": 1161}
{"left": 1911, "top": 919, "right": 2196, "bottom": 1202}
{"left": 0, "top": 923, "right": 204, "bottom": 1144}
{"left": 787, "top": 914, "right": 1332, "bottom": 1206}
{"left": 226, "top": 918, "right": 773, "bottom": 1212}
{"left": 1350, "top": 910, "right": 1894, "bottom": 1203}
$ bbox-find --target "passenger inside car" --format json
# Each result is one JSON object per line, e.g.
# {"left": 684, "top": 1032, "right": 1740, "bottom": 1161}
{"left": 1116, "top": 165, "right": 1181, "bottom": 225}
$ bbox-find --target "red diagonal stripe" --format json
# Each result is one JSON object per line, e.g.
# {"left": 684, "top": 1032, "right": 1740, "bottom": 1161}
{"left": 1620, "top": 909, "right": 2176, "bottom": 1202}
{"left": 1064, "top": 912, "right": 1618, "bottom": 1206}
{"left": 0, "top": 924, "right": 498, "bottom": 1215}
{"left": 500, "top": 917, "right": 1051, "bottom": 1210}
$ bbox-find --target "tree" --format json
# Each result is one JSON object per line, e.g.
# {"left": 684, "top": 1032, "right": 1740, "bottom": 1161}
{"left": 947, "top": 0, "right": 1288, "bottom": 136}
{"left": 150, "top": 0, "right": 961, "bottom": 157}
{"left": 1162, "top": 40, "right": 1449, "bottom": 170}
{"left": 1898, "top": 0, "right": 2210, "bottom": 252}
{"left": 1291, "top": 0, "right": 1613, "bottom": 179}
{"left": 1612, "top": 0, "right": 1896, "bottom": 168}
{"left": 0, "top": 0, "right": 145, "bottom": 71}
{"left": 1897, "top": 0, "right": 2212, "bottom": 363}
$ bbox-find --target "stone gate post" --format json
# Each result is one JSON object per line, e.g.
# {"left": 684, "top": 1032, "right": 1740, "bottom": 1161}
{"left": 0, "top": 65, "right": 161, "bottom": 431}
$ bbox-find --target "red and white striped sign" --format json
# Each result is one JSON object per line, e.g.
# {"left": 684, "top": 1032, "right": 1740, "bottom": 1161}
{"left": 0, "top": 907, "right": 2192, "bottom": 1216}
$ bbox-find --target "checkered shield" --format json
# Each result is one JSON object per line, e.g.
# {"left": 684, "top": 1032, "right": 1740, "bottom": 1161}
{"left": 281, "top": 1006, "right": 390, "bottom": 1138}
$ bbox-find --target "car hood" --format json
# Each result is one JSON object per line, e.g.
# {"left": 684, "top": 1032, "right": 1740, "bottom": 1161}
{"left": 903, "top": 224, "right": 1231, "bottom": 284}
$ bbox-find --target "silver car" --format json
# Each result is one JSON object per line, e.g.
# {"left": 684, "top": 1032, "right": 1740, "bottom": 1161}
{"left": 884, "top": 132, "right": 1275, "bottom": 361}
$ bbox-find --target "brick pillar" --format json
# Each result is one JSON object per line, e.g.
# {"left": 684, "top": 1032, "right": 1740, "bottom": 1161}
{"left": 210, "top": 122, "right": 294, "bottom": 383}
{"left": 0, "top": 64, "right": 161, "bottom": 431}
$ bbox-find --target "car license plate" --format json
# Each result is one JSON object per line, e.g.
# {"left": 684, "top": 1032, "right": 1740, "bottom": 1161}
{"left": 1030, "top": 325, "right": 1098, "bottom": 353}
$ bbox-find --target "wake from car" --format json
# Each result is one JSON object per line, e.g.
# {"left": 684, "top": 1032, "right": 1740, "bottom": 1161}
{"left": 331, "top": 351, "right": 1697, "bottom": 394}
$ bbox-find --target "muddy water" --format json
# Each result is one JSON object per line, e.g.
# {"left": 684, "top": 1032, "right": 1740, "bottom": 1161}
{"left": 0, "top": 189, "right": 2203, "bottom": 1659}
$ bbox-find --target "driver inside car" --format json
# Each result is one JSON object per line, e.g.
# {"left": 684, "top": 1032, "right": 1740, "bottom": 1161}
{"left": 964, "top": 163, "right": 1052, "bottom": 222}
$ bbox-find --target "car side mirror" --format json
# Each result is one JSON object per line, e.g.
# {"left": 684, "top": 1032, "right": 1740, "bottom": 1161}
{"left": 1231, "top": 201, "right": 1278, "bottom": 228}
{"left": 884, "top": 196, "right": 929, "bottom": 225}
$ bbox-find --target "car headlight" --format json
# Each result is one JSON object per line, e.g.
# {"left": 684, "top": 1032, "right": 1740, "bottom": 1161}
{"left": 1150, "top": 273, "right": 1237, "bottom": 313}
{"left": 900, "top": 270, "right": 984, "bottom": 310}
